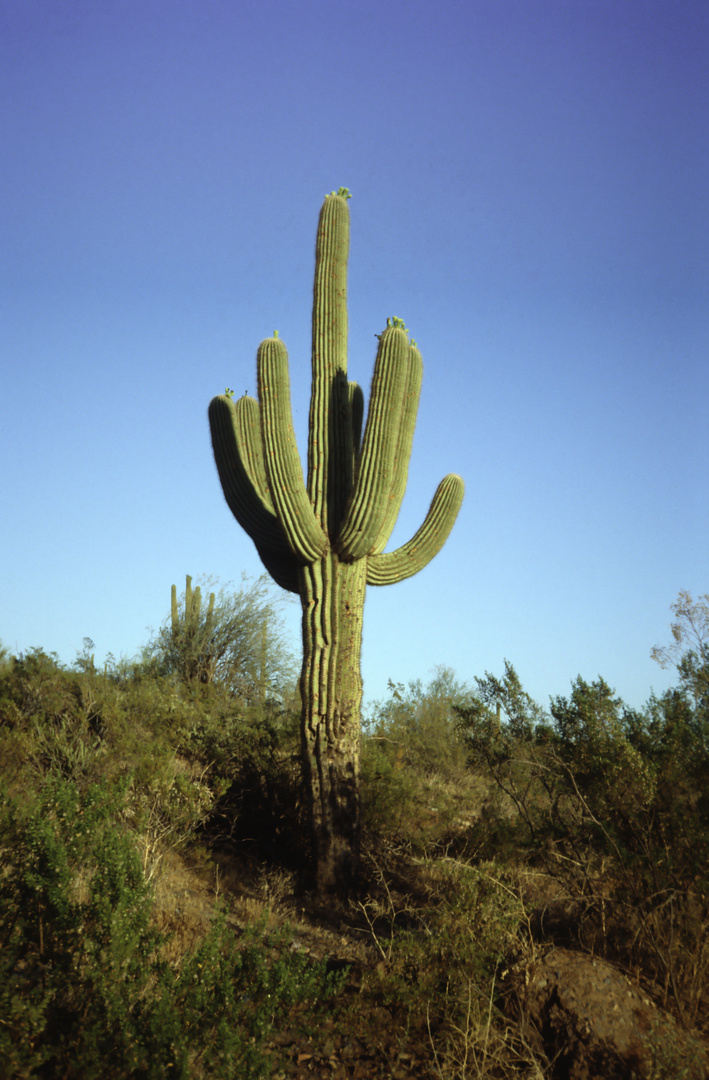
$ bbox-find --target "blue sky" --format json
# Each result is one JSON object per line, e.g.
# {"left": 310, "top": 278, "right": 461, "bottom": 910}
{"left": 2, "top": 0, "right": 707, "bottom": 711}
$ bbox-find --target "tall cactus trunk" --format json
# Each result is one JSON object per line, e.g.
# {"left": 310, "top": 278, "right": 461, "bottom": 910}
{"left": 299, "top": 554, "right": 366, "bottom": 893}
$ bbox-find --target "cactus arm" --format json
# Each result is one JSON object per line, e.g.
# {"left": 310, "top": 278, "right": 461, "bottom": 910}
{"left": 257, "top": 336, "right": 329, "bottom": 561}
{"left": 255, "top": 542, "right": 301, "bottom": 594}
{"left": 308, "top": 193, "right": 351, "bottom": 533}
{"left": 369, "top": 340, "right": 423, "bottom": 554}
{"left": 190, "top": 583, "right": 202, "bottom": 632}
{"left": 336, "top": 326, "right": 409, "bottom": 560}
{"left": 169, "top": 576, "right": 218, "bottom": 684}
{"left": 185, "top": 575, "right": 194, "bottom": 623}
{"left": 208, "top": 394, "right": 287, "bottom": 554}
{"left": 233, "top": 394, "right": 273, "bottom": 510}
{"left": 205, "top": 590, "right": 215, "bottom": 638}
{"left": 366, "top": 474, "right": 465, "bottom": 585}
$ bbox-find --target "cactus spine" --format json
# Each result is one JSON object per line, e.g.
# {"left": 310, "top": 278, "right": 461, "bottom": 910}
{"left": 209, "top": 192, "right": 464, "bottom": 893}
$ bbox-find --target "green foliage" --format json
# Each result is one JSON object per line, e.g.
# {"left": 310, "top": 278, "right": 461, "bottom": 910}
{"left": 148, "top": 573, "right": 297, "bottom": 705}
{"left": 0, "top": 592, "right": 305, "bottom": 884}
{"left": 0, "top": 639, "right": 12, "bottom": 672}
{"left": 361, "top": 668, "right": 475, "bottom": 845}
{"left": 454, "top": 625, "right": 709, "bottom": 1029}
{"left": 0, "top": 776, "right": 160, "bottom": 1077}
{"left": 388, "top": 861, "right": 521, "bottom": 1002}
{"left": 0, "top": 647, "right": 226, "bottom": 870}
{"left": 472, "top": 659, "right": 549, "bottom": 743}
{"left": 366, "top": 667, "right": 472, "bottom": 776}
{"left": 0, "top": 777, "right": 346, "bottom": 1079}
{"left": 0, "top": 647, "right": 108, "bottom": 787}
{"left": 0, "top": 576, "right": 350, "bottom": 1072}
{"left": 139, "top": 913, "right": 346, "bottom": 1079}
{"left": 651, "top": 591, "right": 709, "bottom": 710}
{"left": 359, "top": 857, "right": 542, "bottom": 1077}
{"left": 3, "top": 588, "right": 708, "bottom": 1074}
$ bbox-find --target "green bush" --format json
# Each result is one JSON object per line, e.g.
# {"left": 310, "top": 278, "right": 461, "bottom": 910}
{"left": 359, "top": 856, "right": 543, "bottom": 1076}
{"left": 455, "top": 653, "right": 709, "bottom": 1030}
{"left": 147, "top": 574, "right": 298, "bottom": 704}
{"left": 0, "top": 777, "right": 346, "bottom": 1079}
{"left": 0, "top": 776, "right": 161, "bottom": 1077}
{"left": 365, "top": 668, "right": 472, "bottom": 779}
{"left": 361, "top": 669, "right": 477, "bottom": 849}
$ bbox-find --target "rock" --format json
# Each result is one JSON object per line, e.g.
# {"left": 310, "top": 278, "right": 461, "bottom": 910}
{"left": 504, "top": 945, "right": 708, "bottom": 1080}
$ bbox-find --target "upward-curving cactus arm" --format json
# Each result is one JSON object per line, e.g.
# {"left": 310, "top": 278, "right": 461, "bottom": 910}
{"left": 257, "top": 336, "right": 328, "bottom": 562}
{"left": 208, "top": 395, "right": 284, "bottom": 553}
{"left": 232, "top": 395, "right": 272, "bottom": 508}
{"left": 336, "top": 325, "right": 409, "bottom": 560}
{"left": 369, "top": 340, "right": 423, "bottom": 554}
{"left": 365, "top": 474, "right": 465, "bottom": 585}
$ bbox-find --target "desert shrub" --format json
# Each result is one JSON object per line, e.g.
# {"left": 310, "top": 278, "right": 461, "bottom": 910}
{"left": 0, "top": 776, "right": 346, "bottom": 1079}
{"left": 200, "top": 699, "right": 308, "bottom": 867}
{"left": 0, "top": 611, "right": 308, "bottom": 884}
{"left": 455, "top": 654, "right": 709, "bottom": 1031}
{"left": 360, "top": 734, "right": 429, "bottom": 842}
{"left": 130, "top": 912, "right": 347, "bottom": 1080}
{"left": 0, "top": 648, "right": 112, "bottom": 792}
{"left": 0, "top": 648, "right": 228, "bottom": 881}
{"left": 544, "top": 674, "right": 709, "bottom": 1025}
{"left": 0, "top": 648, "right": 77, "bottom": 728}
{"left": 366, "top": 668, "right": 472, "bottom": 778}
{"left": 0, "top": 775, "right": 162, "bottom": 1077}
{"left": 361, "top": 669, "right": 477, "bottom": 849}
{"left": 359, "top": 856, "right": 544, "bottom": 1078}
{"left": 146, "top": 574, "right": 298, "bottom": 705}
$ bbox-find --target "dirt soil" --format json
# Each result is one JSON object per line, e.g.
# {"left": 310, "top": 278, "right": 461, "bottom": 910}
{"left": 150, "top": 844, "right": 708, "bottom": 1080}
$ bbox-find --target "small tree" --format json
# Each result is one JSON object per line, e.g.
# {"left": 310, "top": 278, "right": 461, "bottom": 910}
{"left": 473, "top": 659, "right": 548, "bottom": 742}
{"left": 152, "top": 574, "right": 297, "bottom": 706}
{"left": 651, "top": 590, "right": 709, "bottom": 711}
{"left": 169, "top": 574, "right": 217, "bottom": 685}
{"left": 367, "top": 666, "right": 472, "bottom": 777}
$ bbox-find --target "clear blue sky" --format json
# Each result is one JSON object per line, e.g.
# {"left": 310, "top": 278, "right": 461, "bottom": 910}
{"left": 2, "top": 0, "right": 707, "bottom": 711}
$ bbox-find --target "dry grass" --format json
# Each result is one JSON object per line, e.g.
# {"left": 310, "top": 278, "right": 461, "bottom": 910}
{"left": 428, "top": 976, "right": 548, "bottom": 1080}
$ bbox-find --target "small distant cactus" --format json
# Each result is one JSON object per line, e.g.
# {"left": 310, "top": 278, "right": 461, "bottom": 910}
{"left": 208, "top": 191, "right": 463, "bottom": 892}
{"left": 170, "top": 575, "right": 216, "bottom": 684}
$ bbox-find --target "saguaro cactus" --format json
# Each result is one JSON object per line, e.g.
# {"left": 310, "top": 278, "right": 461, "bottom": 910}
{"left": 209, "top": 190, "right": 464, "bottom": 892}
{"left": 170, "top": 575, "right": 216, "bottom": 684}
